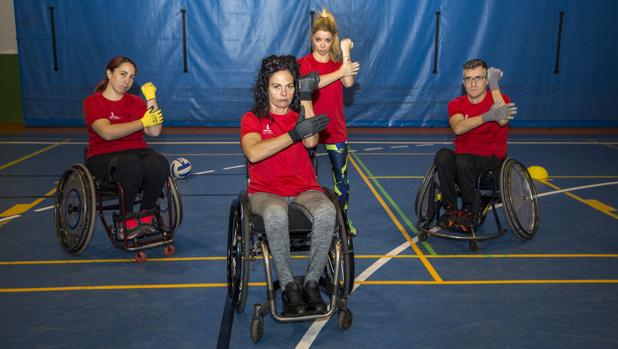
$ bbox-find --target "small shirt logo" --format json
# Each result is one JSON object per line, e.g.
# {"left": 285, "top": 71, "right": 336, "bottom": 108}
{"left": 108, "top": 112, "right": 120, "bottom": 120}
{"left": 262, "top": 123, "right": 274, "bottom": 136}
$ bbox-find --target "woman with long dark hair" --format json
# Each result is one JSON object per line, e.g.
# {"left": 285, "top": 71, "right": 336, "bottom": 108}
{"left": 240, "top": 55, "right": 332, "bottom": 316}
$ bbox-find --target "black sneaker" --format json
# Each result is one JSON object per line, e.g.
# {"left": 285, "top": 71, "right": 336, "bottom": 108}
{"left": 282, "top": 282, "right": 306, "bottom": 316}
{"left": 303, "top": 280, "right": 327, "bottom": 314}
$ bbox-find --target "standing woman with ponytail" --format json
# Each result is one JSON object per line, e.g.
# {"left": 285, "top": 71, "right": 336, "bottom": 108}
{"left": 298, "top": 8, "right": 361, "bottom": 234}
{"left": 83, "top": 56, "right": 169, "bottom": 239}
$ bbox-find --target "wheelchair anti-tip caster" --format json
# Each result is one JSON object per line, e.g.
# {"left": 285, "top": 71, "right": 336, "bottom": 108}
{"left": 468, "top": 240, "right": 480, "bottom": 251}
{"left": 133, "top": 251, "right": 147, "bottom": 263}
{"left": 338, "top": 308, "right": 353, "bottom": 330}
{"left": 164, "top": 245, "right": 176, "bottom": 256}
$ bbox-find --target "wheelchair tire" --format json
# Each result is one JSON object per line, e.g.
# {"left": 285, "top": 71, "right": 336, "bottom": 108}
{"left": 227, "top": 196, "right": 251, "bottom": 313}
{"left": 415, "top": 164, "right": 439, "bottom": 227}
{"left": 323, "top": 188, "right": 355, "bottom": 299}
{"left": 500, "top": 159, "right": 540, "bottom": 241}
{"left": 158, "top": 177, "right": 183, "bottom": 234}
{"left": 338, "top": 308, "right": 353, "bottom": 330}
{"left": 54, "top": 164, "right": 97, "bottom": 255}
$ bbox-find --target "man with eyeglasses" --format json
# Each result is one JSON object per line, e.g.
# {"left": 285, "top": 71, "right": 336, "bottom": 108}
{"left": 433, "top": 58, "right": 517, "bottom": 232}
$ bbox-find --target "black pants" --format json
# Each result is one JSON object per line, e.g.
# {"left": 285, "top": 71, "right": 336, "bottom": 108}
{"left": 434, "top": 148, "right": 501, "bottom": 214}
{"left": 86, "top": 148, "right": 169, "bottom": 212}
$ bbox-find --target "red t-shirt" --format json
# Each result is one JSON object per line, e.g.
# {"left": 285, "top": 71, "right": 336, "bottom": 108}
{"left": 240, "top": 110, "right": 322, "bottom": 196}
{"left": 83, "top": 92, "right": 148, "bottom": 159}
{"left": 447, "top": 92, "right": 512, "bottom": 160}
{"left": 298, "top": 54, "right": 347, "bottom": 143}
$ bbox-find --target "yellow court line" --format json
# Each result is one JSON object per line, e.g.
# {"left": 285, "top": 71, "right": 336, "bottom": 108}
{"left": 539, "top": 179, "right": 618, "bottom": 219}
{"left": 3, "top": 254, "right": 618, "bottom": 266}
{"left": 369, "top": 175, "right": 618, "bottom": 180}
{"left": 0, "top": 139, "right": 69, "bottom": 171}
{"left": 1, "top": 187, "right": 57, "bottom": 217}
{"left": 348, "top": 155, "right": 443, "bottom": 282}
{"left": 357, "top": 279, "right": 618, "bottom": 285}
{"left": 2, "top": 279, "right": 618, "bottom": 293}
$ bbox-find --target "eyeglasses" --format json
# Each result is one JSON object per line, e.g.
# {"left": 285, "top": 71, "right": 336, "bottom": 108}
{"left": 463, "top": 75, "right": 486, "bottom": 85}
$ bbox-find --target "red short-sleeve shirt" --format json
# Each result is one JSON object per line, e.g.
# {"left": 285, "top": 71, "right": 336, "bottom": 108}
{"left": 447, "top": 92, "right": 512, "bottom": 160}
{"left": 83, "top": 92, "right": 148, "bottom": 159}
{"left": 240, "top": 110, "right": 322, "bottom": 196}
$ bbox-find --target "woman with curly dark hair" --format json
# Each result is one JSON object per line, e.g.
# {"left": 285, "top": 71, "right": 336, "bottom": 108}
{"left": 240, "top": 55, "right": 332, "bottom": 316}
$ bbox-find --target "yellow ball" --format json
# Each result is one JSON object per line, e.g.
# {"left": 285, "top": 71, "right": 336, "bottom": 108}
{"left": 527, "top": 165, "right": 548, "bottom": 180}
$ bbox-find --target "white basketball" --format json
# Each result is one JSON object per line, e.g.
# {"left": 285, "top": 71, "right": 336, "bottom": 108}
{"left": 170, "top": 157, "right": 192, "bottom": 179}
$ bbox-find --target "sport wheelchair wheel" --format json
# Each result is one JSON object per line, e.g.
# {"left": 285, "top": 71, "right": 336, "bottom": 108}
{"left": 323, "top": 188, "right": 355, "bottom": 298}
{"left": 415, "top": 164, "right": 439, "bottom": 227}
{"left": 158, "top": 177, "right": 183, "bottom": 233}
{"left": 54, "top": 164, "right": 97, "bottom": 255}
{"left": 500, "top": 159, "right": 540, "bottom": 240}
{"left": 227, "top": 196, "right": 251, "bottom": 313}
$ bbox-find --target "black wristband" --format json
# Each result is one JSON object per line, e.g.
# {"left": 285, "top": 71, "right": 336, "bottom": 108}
{"left": 299, "top": 91, "right": 313, "bottom": 101}
{"left": 288, "top": 129, "right": 301, "bottom": 143}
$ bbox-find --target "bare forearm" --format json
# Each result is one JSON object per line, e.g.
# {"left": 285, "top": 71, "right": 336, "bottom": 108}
{"left": 301, "top": 101, "right": 320, "bottom": 148}
{"left": 95, "top": 120, "right": 144, "bottom": 141}
{"left": 318, "top": 70, "right": 344, "bottom": 88}
{"left": 242, "top": 134, "right": 294, "bottom": 163}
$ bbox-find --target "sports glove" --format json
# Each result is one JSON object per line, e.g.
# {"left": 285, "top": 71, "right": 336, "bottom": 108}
{"left": 298, "top": 71, "right": 320, "bottom": 101}
{"left": 141, "top": 82, "right": 157, "bottom": 101}
{"left": 288, "top": 106, "right": 329, "bottom": 142}
{"left": 140, "top": 107, "right": 164, "bottom": 128}
{"left": 487, "top": 67, "right": 503, "bottom": 91}
{"left": 481, "top": 102, "right": 517, "bottom": 123}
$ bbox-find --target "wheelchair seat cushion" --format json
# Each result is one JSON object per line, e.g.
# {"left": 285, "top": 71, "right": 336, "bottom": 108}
{"left": 251, "top": 206, "right": 313, "bottom": 251}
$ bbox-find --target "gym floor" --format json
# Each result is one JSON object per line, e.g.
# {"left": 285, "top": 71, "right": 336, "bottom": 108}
{"left": 1, "top": 126, "right": 617, "bottom": 348}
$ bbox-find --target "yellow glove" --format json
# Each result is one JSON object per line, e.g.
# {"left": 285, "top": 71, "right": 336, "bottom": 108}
{"left": 141, "top": 82, "right": 157, "bottom": 101}
{"left": 140, "top": 107, "right": 163, "bottom": 128}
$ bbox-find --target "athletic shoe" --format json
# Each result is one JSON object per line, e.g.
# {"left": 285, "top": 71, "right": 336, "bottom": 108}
{"left": 303, "top": 280, "right": 327, "bottom": 314}
{"left": 282, "top": 282, "right": 306, "bottom": 316}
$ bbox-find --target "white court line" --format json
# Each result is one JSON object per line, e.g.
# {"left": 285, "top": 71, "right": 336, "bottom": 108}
{"left": 416, "top": 143, "right": 436, "bottom": 147}
{"left": 536, "top": 181, "right": 618, "bottom": 198}
{"left": 34, "top": 205, "right": 53, "bottom": 212}
{"left": 296, "top": 241, "right": 412, "bottom": 349}
{"left": 193, "top": 170, "right": 215, "bottom": 175}
{"left": 390, "top": 145, "right": 408, "bottom": 149}
{"left": 363, "top": 147, "right": 383, "bottom": 151}
{"left": 0, "top": 215, "right": 21, "bottom": 223}
{"left": 491, "top": 181, "right": 618, "bottom": 210}
{"left": 295, "top": 180, "right": 618, "bottom": 347}
{"left": 223, "top": 165, "right": 245, "bottom": 170}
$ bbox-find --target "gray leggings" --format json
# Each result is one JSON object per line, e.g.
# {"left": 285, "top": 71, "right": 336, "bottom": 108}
{"left": 249, "top": 190, "right": 336, "bottom": 287}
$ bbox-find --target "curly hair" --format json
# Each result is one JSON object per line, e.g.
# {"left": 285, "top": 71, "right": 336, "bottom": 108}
{"left": 251, "top": 55, "right": 300, "bottom": 119}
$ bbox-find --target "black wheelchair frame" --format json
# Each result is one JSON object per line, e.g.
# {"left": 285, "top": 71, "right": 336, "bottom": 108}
{"left": 415, "top": 158, "right": 540, "bottom": 251}
{"left": 54, "top": 163, "right": 183, "bottom": 262}
{"left": 226, "top": 187, "right": 355, "bottom": 343}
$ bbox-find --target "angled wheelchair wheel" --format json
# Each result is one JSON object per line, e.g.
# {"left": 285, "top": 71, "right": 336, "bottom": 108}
{"left": 158, "top": 176, "right": 183, "bottom": 233}
{"left": 54, "top": 164, "right": 97, "bottom": 255}
{"left": 414, "top": 164, "right": 439, "bottom": 226}
{"left": 500, "top": 159, "right": 540, "bottom": 240}
{"left": 323, "top": 188, "right": 355, "bottom": 298}
{"left": 227, "top": 195, "right": 251, "bottom": 313}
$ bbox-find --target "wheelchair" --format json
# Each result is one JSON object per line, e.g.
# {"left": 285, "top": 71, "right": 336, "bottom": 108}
{"left": 54, "top": 163, "right": 183, "bottom": 262}
{"left": 226, "top": 187, "right": 355, "bottom": 343}
{"left": 414, "top": 158, "right": 540, "bottom": 251}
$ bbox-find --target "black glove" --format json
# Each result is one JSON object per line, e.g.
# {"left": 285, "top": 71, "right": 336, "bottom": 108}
{"left": 298, "top": 71, "right": 320, "bottom": 101}
{"left": 288, "top": 106, "right": 329, "bottom": 142}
